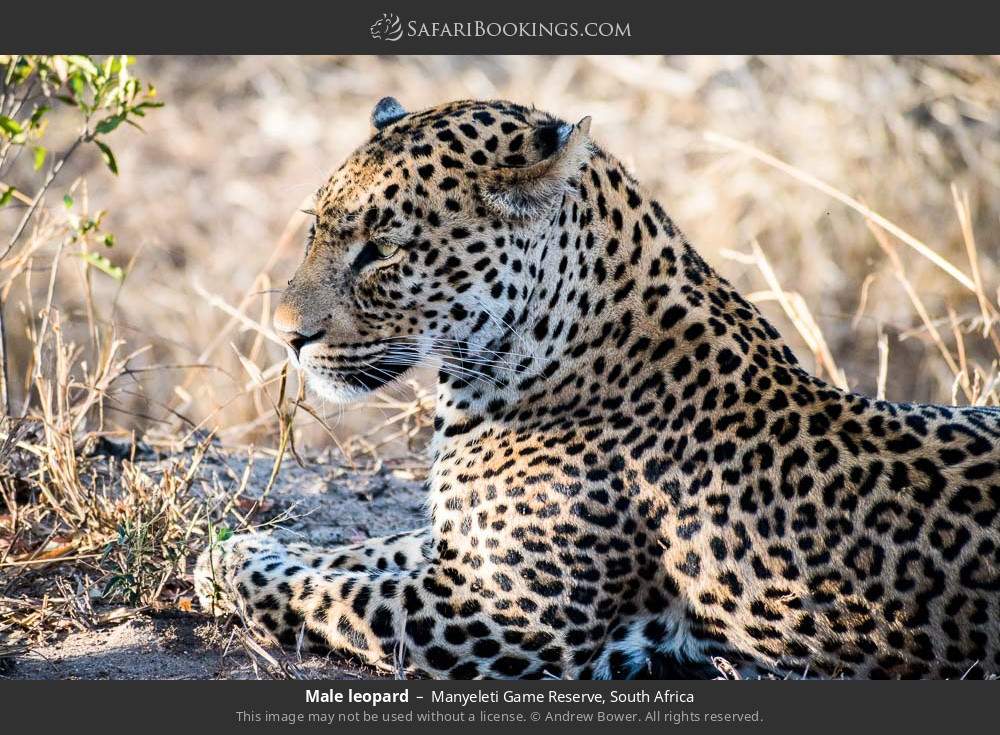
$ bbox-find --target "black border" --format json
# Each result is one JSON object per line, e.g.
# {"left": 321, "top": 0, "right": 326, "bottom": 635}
{"left": 2, "top": 1, "right": 998, "bottom": 53}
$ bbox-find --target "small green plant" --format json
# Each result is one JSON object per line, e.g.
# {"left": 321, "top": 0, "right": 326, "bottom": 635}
{"left": 101, "top": 520, "right": 159, "bottom": 605}
{"left": 198, "top": 523, "right": 234, "bottom": 612}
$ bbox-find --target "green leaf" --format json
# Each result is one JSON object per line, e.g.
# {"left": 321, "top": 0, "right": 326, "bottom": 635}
{"left": 29, "top": 104, "right": 50, "bottom": 127}
{"left": 103, "top": 577, "right": 123, "bottom": 597}
{"left": 94, "top": 140, "right": 118, "bottom": 175}
{"left": 0, "top": 115, "right": 23, "bottom": 137}
{"left": 63, "top": 194, "right": 74, "bottom": 209}
{"left": 216, "top": 527, "right": 233, "bottom": 542}
{"left": 67, "top": 55, "right": 99, "bottom": 76}
{"left": 95, "top": 114, "right": 124, "bottom": 134}
{"left": 0, "top": 186, "right": 15, "bottom": 208}
{"left": 103, "top": 233, "right": 115, "bottom": 248}
{"left": 80, "top": 252, "right": 124, "bottom": 282}
{"left": 32, "top": 146, "right": 46, "bottom": 170}
{"left": 69, "top": 74, "right": 85, "bottom": 98}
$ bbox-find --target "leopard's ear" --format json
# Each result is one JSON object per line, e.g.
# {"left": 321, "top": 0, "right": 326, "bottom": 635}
{"left": 482, "top": 116, "right": 593, "bottom": 220}
{"left": 371, "top": 97, "right": 407, "bottom": 131}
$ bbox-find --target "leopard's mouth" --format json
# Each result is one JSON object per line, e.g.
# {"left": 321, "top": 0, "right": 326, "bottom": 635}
{"left": 338, "top": 354, "right": 415, "bottom": 392}
{"left": 297, "top": 341, "right": 419, "bottom": 402}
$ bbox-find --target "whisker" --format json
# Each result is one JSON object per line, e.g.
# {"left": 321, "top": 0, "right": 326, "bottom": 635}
{"left": 350, "top": 351, "right": 488, "bottom": 391}
{"left": 472, "top": 294, "right": 528, "bottom": 347}
{"left": 379, "top": 348, "right": 506, "bottom": 388}
{"left": 391, "top": 340, "right": 531, "bottom": 377}
{"left": 352, "top": 366, "right": 412, "bottom": 405}
{"left": 383, "top": 348, "right": 517, "bottom": 382}
{"left": 385, "top": 335, "right": 536, "bottom": 360}
{"left": 380, "top": 356, "right": 501, "bottom": 386}
{"left": 385, "top": 346, "right": 520, "bottom": 373}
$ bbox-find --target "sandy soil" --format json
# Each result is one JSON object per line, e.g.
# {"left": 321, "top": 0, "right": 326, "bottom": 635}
{"left": 2, "top": 450, "right": 428, "bottom": 680}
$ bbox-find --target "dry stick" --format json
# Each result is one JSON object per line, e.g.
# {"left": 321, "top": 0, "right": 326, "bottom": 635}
{"left": 0, "top": 552, "right": 102, "bottom": 569}
{"left": 875, "top": 330, "right": 889, "bottom": 401}
{"left": 865, "top": 220, "right": 972, "bottom": 403}
{"left": 76, "top": 179, "right": 104, "bottom": 373}
{"left": 851, "top": 273, "right": 878, "bottom": 331}
{"left": 0, "top": 291, "right": 8, "bottom": 413}
{"left": 704, "top": 131, "right": 977, "bottom": 293}
{"left": 0, "top": 56, "right": 17, "bottom": 120}
{"left": 18, "top": 239, "right": 66, "bottom": 421}
{"left": 948, "top": 306, "right": 973, "bottom": 403}
{"left": 198, "top": 283, "right": 365, "bottom": 458}
{"left": 897, "top": 312, "right": 983, "bottom": 341}
{"left": 0, "top": 184, "right": 33, "bottom": 206}
{"left": 292, "top": 399, "right": 353, "bottom": 462}
{"left": 216, "top": 449, "right": 256, "bottom": 523}
{"left": 192, "top": 282, "right": 284, "bottom": 347}
{"left": 747, "top": 240, "right": 849, "bottom": 391}
{"left": 228, "top": 364, "right": 297, "bottom": 529}
{"left": 248, "top": 275, "right": 274, "bottom": 421}
{"left": 951, "top": 184, "right": 995, "bottom": 340}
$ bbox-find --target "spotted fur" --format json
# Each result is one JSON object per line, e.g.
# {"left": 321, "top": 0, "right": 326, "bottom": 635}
{"left": 195, "top": 98, "right": 1000, "bottom": 680}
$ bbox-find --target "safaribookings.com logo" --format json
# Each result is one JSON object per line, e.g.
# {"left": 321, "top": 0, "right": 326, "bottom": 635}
{"left": 369, "top": 13, "right": 631, "bottom": 42}
{"left": 370, "top": 13, "right": 404, "bottom": 41}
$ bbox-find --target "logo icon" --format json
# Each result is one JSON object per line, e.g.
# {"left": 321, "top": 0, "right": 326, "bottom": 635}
{"left": 370, "top": 13, "right": 403, "bottom": 42}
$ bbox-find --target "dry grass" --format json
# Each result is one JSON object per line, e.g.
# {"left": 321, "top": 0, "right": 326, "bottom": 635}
{"left": 1, "top": 55, "right": 999, "bottom": 672}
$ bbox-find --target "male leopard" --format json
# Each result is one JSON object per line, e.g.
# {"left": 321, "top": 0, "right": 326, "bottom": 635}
{"left": 195, "top": 97, "right": 1000, "bottom": 680}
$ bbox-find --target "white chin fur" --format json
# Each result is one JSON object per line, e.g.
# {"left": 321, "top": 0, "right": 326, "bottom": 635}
{"left": 303, "top": 371, "right": 370, "bottom": 405}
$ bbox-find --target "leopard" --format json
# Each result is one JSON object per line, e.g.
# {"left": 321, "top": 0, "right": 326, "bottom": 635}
{"left": 195, "top": 97, "right": 1000, "bottom": 680}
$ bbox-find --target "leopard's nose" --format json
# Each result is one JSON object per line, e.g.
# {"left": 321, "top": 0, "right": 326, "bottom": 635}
{"left": 273, "top": 303, "right": 325, "bottom": 357}
{"left": 280, "top": 329, "right": 326, "bottom": 358}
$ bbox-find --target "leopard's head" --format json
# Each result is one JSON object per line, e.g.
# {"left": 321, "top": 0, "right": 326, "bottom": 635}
{"left": 274, "top": 97, "right": 593, "bottom": 402}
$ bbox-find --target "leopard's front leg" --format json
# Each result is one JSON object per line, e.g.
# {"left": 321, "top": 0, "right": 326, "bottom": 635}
{"left": 194, "top": 534, "right": 556, "bottom": 678}
{"left": 193, "top": 529, "right": 430, "bottom": 615}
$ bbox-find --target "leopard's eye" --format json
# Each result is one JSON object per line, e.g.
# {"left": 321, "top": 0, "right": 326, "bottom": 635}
{"left": 375, "top": 239, "right": 398, "bottom": 259}
{"left": 353, "top": 239, "right": 399, "bottom": 272}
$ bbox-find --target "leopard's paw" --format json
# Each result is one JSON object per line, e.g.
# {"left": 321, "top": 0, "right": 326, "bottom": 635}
{"left": 193, "top": 533, "right": 284, "bottom": 615}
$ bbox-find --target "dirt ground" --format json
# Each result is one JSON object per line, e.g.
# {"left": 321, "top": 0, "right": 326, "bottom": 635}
{"left": 1, "top": 450, "right": 428, "bottom": 680}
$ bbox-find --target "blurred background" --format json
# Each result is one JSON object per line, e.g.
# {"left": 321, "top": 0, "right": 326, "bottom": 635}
{"left": 2, "top": 55, "right": 999, "bottom": 457}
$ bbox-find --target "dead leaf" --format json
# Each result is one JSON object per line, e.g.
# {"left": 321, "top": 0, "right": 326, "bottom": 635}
{"left": 14, "top": 541, "right": 77, "bottom": 563}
